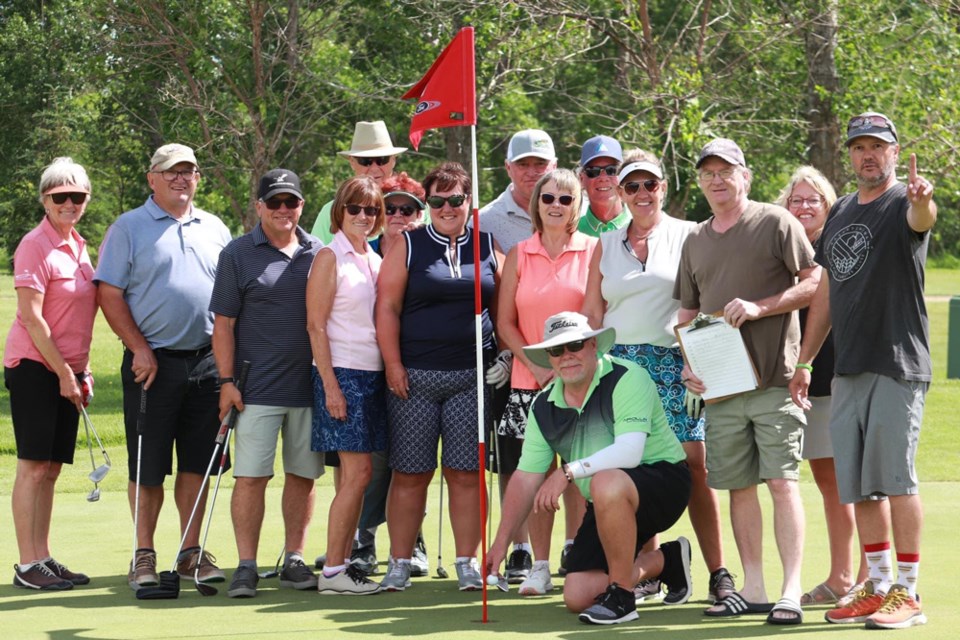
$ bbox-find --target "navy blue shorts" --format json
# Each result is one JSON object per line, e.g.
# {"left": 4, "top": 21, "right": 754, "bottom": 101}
{"left": 311, "top": 366, "right": 387, "bottom": 453}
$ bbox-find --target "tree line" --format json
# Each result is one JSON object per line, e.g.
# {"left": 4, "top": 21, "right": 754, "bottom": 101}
{"left": 2, "top": 0, "right": 958, "bottom": 262}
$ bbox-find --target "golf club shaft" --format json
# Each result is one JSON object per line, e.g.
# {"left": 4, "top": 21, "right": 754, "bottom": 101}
{"left": 437, "top": 472, "right": 444, "bottom": 572}
{"left": 131, "top": 385, "right": 147, "bottom": 568}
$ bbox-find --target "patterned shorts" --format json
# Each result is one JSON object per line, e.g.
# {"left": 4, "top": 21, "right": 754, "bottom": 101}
{"left": 311, "top": 366, "right": 388, "bottom": 453}
{"left": 387, "top": 367, "right": 490, "bottom": 474}
{"left": 497, "top": 388, "right": 539, "bottom": 439}
{"left": 609, "top": 344, "right": 704, "bottom": 443}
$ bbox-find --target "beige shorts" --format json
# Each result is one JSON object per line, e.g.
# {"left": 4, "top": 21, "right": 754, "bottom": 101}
{"left": 232, "top": 405, "right": 324, "bottom": 479}
{"left": 704, "top": 387, "right": 805, "bottom": 490}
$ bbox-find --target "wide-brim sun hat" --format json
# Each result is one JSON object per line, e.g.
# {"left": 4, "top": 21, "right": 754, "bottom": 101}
{"left": 338, "top": 121, "right": 407, "bottom": 157}
{"left": 523, "top": 311, "right": 616, "bottom": 369}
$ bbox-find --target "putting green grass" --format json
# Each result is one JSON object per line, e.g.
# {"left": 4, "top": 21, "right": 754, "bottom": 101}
{"left": 0, "top": 480, "right": 958, "bottom": 638}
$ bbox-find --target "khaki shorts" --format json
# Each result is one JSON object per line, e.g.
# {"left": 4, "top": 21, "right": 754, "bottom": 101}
{"left": 830, "top": 373, "right": 926, "bottom": 504}
{"left": 232, "top": 405, "right": 324, "bottom": 479}
{"left": 704, "top": 387, "right": 805, "bottom": 490}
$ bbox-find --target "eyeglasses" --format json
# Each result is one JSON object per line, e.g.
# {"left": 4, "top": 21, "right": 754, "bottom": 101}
{"left": 153, "top": 168, "right": 200, "bottom": 181}
{"left": 262, "top": 197, "right": 303, "bottom": 210}
{"left": 540, "top": 193, "right": 575, "bottom": 206}
{"left": 425, "top": 194, "right": 467, "bottom": 208}
{"left": 787, "top": 196, "right": 823, "bottom": 209}
{"left": 386, "top": 204, "right": 418, "bottom": 217}
{"left": 544, "top": 339, "right": 587, "bottom": 358}
{"left": 48, "top": 192, "right": 87, "bottom": 205}
{"left": 345, "top": 204, "right": 380, "bottom": 216}
{"left": 848, "top": 115, "right": 892, "bottom": 130}
{"left": 622, "top": 180, "right": 660, "bottom": 195}
{"left": 582, "top": 165, "right": 619, "bottom": 179}
{"left": 698, "top": 169, "right": 737, "bottom": 183}
{"left": 356, "top": 156, "right": 391, "bottom": 167}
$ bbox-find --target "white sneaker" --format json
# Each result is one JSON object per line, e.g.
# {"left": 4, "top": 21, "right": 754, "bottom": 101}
{"left": 411, "top": 538, "right": 429, "bottom": 577}
{"left": 455, "top": 559, "right": 482, "bottom": 591}
{"left": 317, "top": 565, "right": 381, "bottom": 595}
{"left": 519, "top": 561, "right": 554, "bottom": 595}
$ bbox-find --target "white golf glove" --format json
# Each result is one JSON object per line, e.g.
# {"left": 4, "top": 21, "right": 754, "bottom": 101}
{"left": 485, "top": 350, "right": 513, "bottom": 389}
{"left": 685, "top": 389, "right": 704, "bottom": 420}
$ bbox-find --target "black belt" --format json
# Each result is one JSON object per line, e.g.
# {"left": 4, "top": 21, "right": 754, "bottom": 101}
{"left": 153, "top": 346, "right": 212, "bottom": 358}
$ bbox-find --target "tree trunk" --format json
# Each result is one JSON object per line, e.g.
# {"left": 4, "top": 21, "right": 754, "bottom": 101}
{"left": 804, "top": 0, "right": 845, "bottom": 191}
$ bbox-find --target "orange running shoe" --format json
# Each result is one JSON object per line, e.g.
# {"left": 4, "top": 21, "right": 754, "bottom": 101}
{"left": 825, "top": 580, "right": 884, "bottom": 624}
{"left": 865, "top": 584, "right": 927, "bottom": 629}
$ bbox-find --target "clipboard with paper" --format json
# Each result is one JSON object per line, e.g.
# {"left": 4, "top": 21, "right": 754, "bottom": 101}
{"left": 674, "top": 312, "right": 759, "bottom": 403}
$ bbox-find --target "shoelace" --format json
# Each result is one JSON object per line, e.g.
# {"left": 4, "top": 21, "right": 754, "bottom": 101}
{"left": 386, "top": 562, "right": 407, "bottom": 579}
{"left": 876, "top": 590, "right": 910, "bottom": 613}
{"left": 45, "top": 559, "right": 67, "bottom": 574}
{"left": 35, "top": 562, "right": 60, "bottom": 578}
{"left": 345, "top": 565, "right": 370, "bottom": 584}
{"left": 135, "top": 553, "right": 155, "bottom": 571}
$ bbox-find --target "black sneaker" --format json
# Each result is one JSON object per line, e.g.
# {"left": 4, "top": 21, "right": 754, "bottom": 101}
{"left": 228, "top": 565, "right": 260, "bottom": 598}
{"left": 45, "top": 558, "right": 90, "bottom": 586}
{"left": 13, "top": 563, "right": 73, "bottom": 591}
{"left": 350, "top": 545, "right": 379, "bottom": 576}
{"left": 708, "top": 566, "right": 736, "bottom": 604}
{"left": 558, "top": 542, "right": 573, "bottom": 576}
{"left": 505, "top": 548, "right": 532, "bottom": 584}
{"left": 660, "top": 536, "right": 692, "bottom": 605}
{"left": 579, "top": 583, "right": 639, "bottom": 625}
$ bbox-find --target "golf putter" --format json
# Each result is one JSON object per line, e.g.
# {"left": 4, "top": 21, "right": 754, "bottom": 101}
{"left": 259, "top": 547, "right": 284, "bottom": 580}
{"left": 194, "top": 361, "right": 251, "bottom": 596}
{"left": 129, "top": 385, "right": 147, "bottom": 591}
{"left": 435, "top": 474, "right": 449, "bottom": 578}
{"left": 81, "top": 406, "right": 111, "bottom": 484}
{"left": 81, "top": 408, "right": 101, "bottom": 502}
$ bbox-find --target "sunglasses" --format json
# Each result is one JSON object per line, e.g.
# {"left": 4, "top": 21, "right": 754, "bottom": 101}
{"left": 386, "top": 204, "right": 418, "bottom": 217}
{"left": 262, "top": 197, "right": 303, "bottom": 210}
{"left": 345, "top": 204, "right": 380, "bottom": 216}
{"left": 848, "top": 115, "right": 892, "bottom": 130}
{"left": 540, "top": 193, "right": 575, "bottom": 206}
{"left": 544, "top": 339, "right": 587, "bottom": 358}
{"left": 582, "top": 165, "right": 619, "bottom": 179}
{"left": 426, "top": 194, "right": 467, "bottom": 208}
{"left": 622, "top": 180, "right": 660, "bottom": 195}
{"left": 356, "top": 156, "right": 391, "bottom": 167}
{"left": 48, "top": 192, "right": 87, "bottom": 205}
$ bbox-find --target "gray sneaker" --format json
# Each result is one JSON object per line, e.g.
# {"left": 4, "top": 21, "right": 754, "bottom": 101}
{"left": 228, "top": 565, "right": 259, "bottom": 598}
{"left": 380, "top": 560, "right": 412, "bottom": 592}
{"left": 279, "top": 556, "right": 318, "bottom": 590}
{"left": 410, "top": 534, "right": 429, "bottom": 577}
{"left": 634, "top": 578, "right": 664, "bottom": 603}
{"left": 317, "top": 564, "right": 381, "bottom": 595}
{"left": 455, "top": 559, "right": 482, "bottom": 591}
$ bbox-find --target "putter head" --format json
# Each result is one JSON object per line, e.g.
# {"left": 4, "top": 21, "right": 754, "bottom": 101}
{"left": 258, "top": 568, "right": 280, "bottom": 579}
{"left": 86, "top": 486, "right": 101, "bottom": 502}
{"left": 436, "top": 565, "right": 449, "bottom": 579}
{"left": 195, "top": 573, "right": 218, "bottom": 596}
{"left": 89, "top": 463, "right": 111, "bottom": 484}
{"left": 135, "top": 571, "right": 180, "bottom": 600}
{"left": 496, "top": 575, "right": 509, "bottom": 592}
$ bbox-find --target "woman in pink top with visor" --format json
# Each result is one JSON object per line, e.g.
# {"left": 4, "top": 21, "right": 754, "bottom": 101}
{"left": 4, "top": 157, "right": 98, "bottom": 591}
{"left": 494, "top": 168, "right": 597, "bottom": 595}
{"left": 308, "top": 176, "right": 386, "bottom": 595}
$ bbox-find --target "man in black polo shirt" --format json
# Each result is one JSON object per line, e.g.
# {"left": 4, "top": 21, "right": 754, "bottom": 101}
{"left": 210, "top": 169, "right": 325, "bottom": 598}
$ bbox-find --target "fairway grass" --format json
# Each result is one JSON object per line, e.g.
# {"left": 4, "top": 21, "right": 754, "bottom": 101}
{"left": 1, "top": 480, "right": 959, "bottom": 639}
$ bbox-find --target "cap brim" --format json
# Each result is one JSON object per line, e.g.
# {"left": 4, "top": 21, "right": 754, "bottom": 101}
{"left": 338, "top": 147, "right": 407, "bottom": 158}
{"left": 261, "top": 187, "right": 303, "bottom": 201}
{"left": 618, "top": 161, "right": 663, "bottom": 183}
{"left": 845, "top": 131, "right": 897, "bottom": 146}
{"left": 45, "top": 183, "right": 90, "bottom": 195}
{"left": 510, "top": 151, "right": 556, "bottom": 162}
{"left": 384, "top": 191, "right": 425, "bottom": 209}
{"left": 523, "top": 327, "right": 616, "bottom": 369}
{"left": 695, "top": 152, "right": 743, "bottom": 169}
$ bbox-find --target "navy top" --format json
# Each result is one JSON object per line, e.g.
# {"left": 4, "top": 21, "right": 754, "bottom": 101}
{"left": 209, "top": 224, "right": 323, "bottom": 406}
{"left": 400, "top": 225, "right": 497, "bottom": 370}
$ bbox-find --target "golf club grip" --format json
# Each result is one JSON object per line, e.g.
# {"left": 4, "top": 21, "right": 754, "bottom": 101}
{"left": 136, "top": 384, "right": 147, "bottom": 435}
{"left": 225, "top": 360, "right": 251, "bottom": 430}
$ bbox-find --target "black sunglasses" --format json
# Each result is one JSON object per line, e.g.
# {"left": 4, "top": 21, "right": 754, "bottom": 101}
{"left": 540, "top": 193, "right": 575, "bottom": 206}
{"left": 582, "top": 165, "right": 618, "bottom": 179}
{"left": 426, "top": 194, "right": 467, "bottom": 208}
{"left": 622, "top": 180, "right": 660, "bottom": 196}
{"left": 49, "top": 192, "right": 87, "bottom": 205}
{"left": 356, "top": 156, "right": 391, "bottom": 167}
{"left": 345, "top": 204, "right": 380, "bottom": 216}
{"left": 386, "top": 204, "right": 418, "bottom": 217}
{"left": 544, "top": 339, "right": 587, "bottom": 358}
{"left": 262, "top": 197, "right": 303, "bottom": 210}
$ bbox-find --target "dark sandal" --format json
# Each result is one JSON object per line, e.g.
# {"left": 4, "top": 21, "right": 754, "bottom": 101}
{"left": 704, "top": 591, "right": 775, "bottom": 617}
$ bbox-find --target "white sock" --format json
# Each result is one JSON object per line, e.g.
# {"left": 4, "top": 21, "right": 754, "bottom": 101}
{"left": 456, "top": 556, "right": 475, "bottom": 565}
{"left": 323, "top": 564, "right": 346, "bottom": 578}
{"left": 865, "top": 542, "right": 894, "bottom": 594}
{"left": 896, "top": 553, "right": 920, "bottom": 598}
{"left": 514, "top": 542, "right": 532, "bottom": 553}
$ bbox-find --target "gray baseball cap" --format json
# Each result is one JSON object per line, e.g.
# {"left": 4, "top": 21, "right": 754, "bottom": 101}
{"left": 845, "top": 112, "right": 898, "bottom": 146}
{"left": 507, "top": 129, "right": 556, "bottom": 162}
{"left": 695, "top": 138, "right": 745, "bottom": 169}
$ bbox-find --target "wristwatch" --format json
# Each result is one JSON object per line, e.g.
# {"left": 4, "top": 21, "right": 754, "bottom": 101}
{"left": 218, "top": 377, "right": 235, "bottom": 385}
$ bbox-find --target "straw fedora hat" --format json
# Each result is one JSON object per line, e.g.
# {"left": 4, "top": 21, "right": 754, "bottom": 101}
{"left": 338, "top": 121, "right": 408, "bottom": 157}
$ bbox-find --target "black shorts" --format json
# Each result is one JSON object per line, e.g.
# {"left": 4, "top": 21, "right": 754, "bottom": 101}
{"left": 5, "top": 359, "right": 82, "bottom": 464}
{"left": 122, "top": 348, "right": 223, "bottom": 486}
{"left": 565, "top": 461, "right": 691, "bottom": 575}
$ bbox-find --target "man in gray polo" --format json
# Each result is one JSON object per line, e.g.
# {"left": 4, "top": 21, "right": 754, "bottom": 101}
{"left": 210, "top": 169, "right": 325, "bottom": 598}
{"left": 477, "top": 129, "right": 557, "bottom": 254}
{"left": 96, "top": 143, "right": 232, "bottom": 590}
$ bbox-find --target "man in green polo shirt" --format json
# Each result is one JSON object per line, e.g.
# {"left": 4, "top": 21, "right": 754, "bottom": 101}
{"left": 577, "top": 135, "right": 629, "bottom": 236}
{"left": 485, "top": 312, "right": 692, "bottom": 625}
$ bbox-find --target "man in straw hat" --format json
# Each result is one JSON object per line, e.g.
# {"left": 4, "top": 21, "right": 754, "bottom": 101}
{"left": 309, "top": 120, "right": 407, "bottom": 244}
{"left": 484, "top": 311, "right": 692, "bottom": 625}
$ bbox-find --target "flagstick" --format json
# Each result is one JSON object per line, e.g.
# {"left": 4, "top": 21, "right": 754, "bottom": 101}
{"left": 470, "top": 123, "right": 490, "bottom": 623}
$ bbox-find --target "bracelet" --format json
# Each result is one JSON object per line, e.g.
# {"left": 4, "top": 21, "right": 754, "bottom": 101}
{"left": 218, "top": 377, "right": 235, "bottom": 385}
{"left": 561, "top": 464, "right": 574, "bottom": 483}
{"left": 795, "top": 363, "right": 813, "bottom": 373}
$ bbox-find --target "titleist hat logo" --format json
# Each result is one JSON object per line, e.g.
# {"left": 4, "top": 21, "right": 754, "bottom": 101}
{"left": 522, "top": 311, "right": 616, "bottom": 369}
{"left": 548, "top": 319, "right": 579, "bottom": 335}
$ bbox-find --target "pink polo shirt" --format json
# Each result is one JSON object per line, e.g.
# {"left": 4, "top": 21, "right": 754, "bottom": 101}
{"left": 512, "top": 231, "right": 597, "bottom": 389}
{"left": 4, "top": 216, "right": 98, "bottom": 373}
{"left": 325, "top": 231, "right": 383, "bottom": 371}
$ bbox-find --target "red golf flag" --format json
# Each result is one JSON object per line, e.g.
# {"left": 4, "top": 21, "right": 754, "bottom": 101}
{"left": 402, "top": 27, "right": 477, "bottom": 150}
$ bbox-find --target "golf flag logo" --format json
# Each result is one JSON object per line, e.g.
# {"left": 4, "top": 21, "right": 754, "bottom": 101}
{"left": 402, "top": 27, "right": 477, "bottom": 150}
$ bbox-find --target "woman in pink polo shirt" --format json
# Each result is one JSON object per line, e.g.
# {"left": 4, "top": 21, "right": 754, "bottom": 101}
{"left": 4, "top": 157, "right": 98, "bottom": 591}
{"left": 494, "top": 168, "right": 597, "bottom": 594}
{"left": 308, "top": 176, "right": 386, "bottom": 595}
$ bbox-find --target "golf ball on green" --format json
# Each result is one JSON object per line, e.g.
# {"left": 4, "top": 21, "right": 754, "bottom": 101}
{"left": 486, "top": 574, "right": 499, "bottom": 586}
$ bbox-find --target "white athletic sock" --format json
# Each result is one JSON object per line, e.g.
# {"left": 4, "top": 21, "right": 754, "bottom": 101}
{"left": 865, "top": 542, "right": 894, "bottom": 594}
{"left": 896, "top": 552, "right": 920, "bottom": 598}
{"left": 323, "top": 564, "right": 346, "bottom": 577}
{"left": 455, "top": 556, "right": 475, "bottom": 564}
{"left": 514, "top": 542, "right": 532, "bottom": 553}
